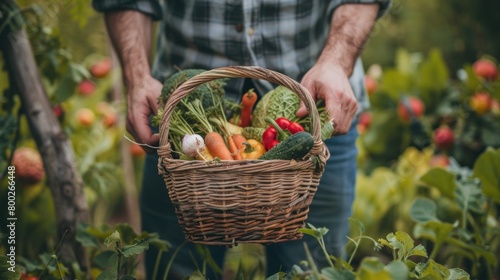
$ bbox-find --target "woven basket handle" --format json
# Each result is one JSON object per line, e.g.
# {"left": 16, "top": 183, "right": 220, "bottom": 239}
{"left": 159, "top": 66, "right": 322, "bottom": 148}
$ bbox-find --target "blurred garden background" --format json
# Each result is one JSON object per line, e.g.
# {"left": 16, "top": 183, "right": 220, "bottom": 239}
{"left": 1, "top": 0, "right": 499, "bottom": 279}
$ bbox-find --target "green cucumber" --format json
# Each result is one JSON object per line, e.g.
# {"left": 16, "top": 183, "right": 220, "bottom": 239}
{"left": 259, "top": 131, "right": 315, "bottom": 160}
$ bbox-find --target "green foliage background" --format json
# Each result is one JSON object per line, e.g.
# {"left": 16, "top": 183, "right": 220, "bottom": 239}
{"left": 362, "top": 0, "right": 500, "bottom": 73}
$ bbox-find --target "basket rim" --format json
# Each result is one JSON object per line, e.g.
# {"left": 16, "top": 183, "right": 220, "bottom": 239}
{"left": 158, "top": 66, "right": 323, "bottom": 148}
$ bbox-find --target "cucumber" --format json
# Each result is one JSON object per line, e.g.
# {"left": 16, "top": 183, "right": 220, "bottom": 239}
{"left": 259, "top": 131, "right": 315, "bottom": 160}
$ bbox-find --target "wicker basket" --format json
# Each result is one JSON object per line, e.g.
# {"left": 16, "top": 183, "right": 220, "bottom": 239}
{"left": 157, "top": 66, "right": 329, "bottom": 246}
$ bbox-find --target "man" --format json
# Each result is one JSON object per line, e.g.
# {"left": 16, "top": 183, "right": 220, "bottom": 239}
{"left": 93, "top": 1, "right": 390, "bottom": 278}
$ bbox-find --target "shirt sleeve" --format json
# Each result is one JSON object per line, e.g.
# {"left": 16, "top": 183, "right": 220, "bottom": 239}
{"left": 92, "top": 0, "right": 162, "bottom": 21}
{"left": 329, "top": 0, "right": 392, "bottom": 19}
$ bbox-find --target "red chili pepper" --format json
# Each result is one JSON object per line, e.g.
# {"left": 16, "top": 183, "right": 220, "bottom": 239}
{"left": 261, "top": 117, "right": 304, "bottom": 151}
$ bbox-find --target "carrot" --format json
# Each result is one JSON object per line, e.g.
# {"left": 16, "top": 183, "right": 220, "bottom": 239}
{"left": 205, "top": 132, "right": 234, "bottom": 160}
{"left": 227, "top": 135, "right": 243, "bottom": 160}
{"left": 239, "top": 89, "right": 258, "bottom": 127}
{"left": 231, "top": 134, "right": 247, "bottom": 151}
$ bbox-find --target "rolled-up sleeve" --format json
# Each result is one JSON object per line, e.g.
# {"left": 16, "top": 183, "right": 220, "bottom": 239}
{"left": 329, "top": 0, "right": 392, "bottom": 19}
{"left": 92, "top": 0, "right": 162, "bottom": 20}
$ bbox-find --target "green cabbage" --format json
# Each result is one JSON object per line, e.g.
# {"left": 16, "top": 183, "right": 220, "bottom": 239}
{"left": 251, "top": 86, "right": 301, "bottom": 128}
{"left": 251, "top": 85, "right": 334, "bottom": 140}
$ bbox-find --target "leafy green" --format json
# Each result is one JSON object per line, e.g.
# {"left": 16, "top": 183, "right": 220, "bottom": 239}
{"left": 252, "top": 86, "right": 333, "bottom": 140}
{"left": 473, "top": 148, "right": 500, "bottom": 202}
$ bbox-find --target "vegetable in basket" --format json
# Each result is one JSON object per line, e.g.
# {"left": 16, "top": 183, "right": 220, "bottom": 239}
{"left": 262, "top": 116, "right": 304, "bottom": 151}
{"left": 259, "top": 131, "right": 314, "bottom": 160}
{"left": 151, "top": 69, "right": 242, "bottom": 158}
{"left": 240, "top": 139, "right": 266, "bottom": 159}
{"left": 181, "top": 134, "right": 214, "bottom": 161}
{"left": 251, "top": 85, "right": 334, "bottom": 140}
{"left": 238, "top": 88, "right": 258, "bottom": 127}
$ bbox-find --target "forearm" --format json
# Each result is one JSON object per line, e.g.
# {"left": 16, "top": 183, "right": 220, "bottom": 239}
{"left": 104, "top": 10, "right": 153, "bottom": 88}
{"left": 319, "top": 3, "right": 379, "bottom": 76}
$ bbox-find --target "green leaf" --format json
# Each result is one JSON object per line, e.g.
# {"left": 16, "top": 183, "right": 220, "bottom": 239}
{"left": 385, "top": 260, "right": 409, "bottom": 280}
{"left": 76, "top": 223, "right": 100, "bottom": 248}
{"left": 357, "top": 257, "right": 392, "bottom": 280}
{"left": 115, "top": 223, "right": 139, "bottom": 245}
{"left": 419, "top": 168, "right": 457, "bottom": 199}
{"left": 379, "top": 69, "right": 413, "bottom": 100}
{"left": 481, "top": 117, "right": 500, "bottom": 147}
{"left": 394, "top": 232, "right": 415, "bottom": 258}
{"left": 348, "top": 217, "right": 365, "bottom": 235}
{"left": 410, "top": 198, "right": 439, "bottom": 223}
{"left": 446, "top": 237, "right": 497, "bottom": 266}
{"left": 417, "top": 49, "right": 449, "bottom": 93}
{"left": 299, "top": 224, "right": 329, "bottom": 239}
{"left": 86, "top": 225, "right": 114, "bottom": 240}
{"left": 385, "top": 233, "right": 407, "bottom": 260}
{"left": 447, "top": 268, "right": 470, "bottom": 280}
{"left": 462, "top": 65, "right": 481, "bottom": 93}
{"left": 139, "top": 233, "right": 171, "bottom": 252}
{"left": 361, "top": 110, "right": 409, "bottom": 160}
{"left": 121, "top": 240, "right": 149, "bottom": 258}
{"left": 185, "top": 270, "right": 207, "bottom": 280}
{"left": 415, "top": 259, "right": 450, "bottom": 280}
{"left": 93, "top": 250, "right": 116, "bottom": 270}
{"left": 0, "top": 256, "right": 22, "bottom": 280}
{"left": 408, "top": 244, "right": 428, "bottom": 259}
{"left": 104, "top": 230, "right": 121, "bottom": 247}
{"left": 96, "top": 270, "right": 117, "bottom": 280}
{"left": 455, "top": 178, "right": 486, "bottom": 214}
{"left": 395, "top": 48, "right": 415, "bottom": 74}
{"left": 53, "top": 72, "right": 77, "bottom": 102}
{"left": 321, "top": 120, "right": 334, "bottom": 141}
{"left": 473, "top": 148, "right": 500, "bottom": 203}
{"left": 321, "top": 267, "right": 355, "bottom": 280}
{"left": 413, "top": 221, "right": 454, "bottom": 245}
{"left": 69, "top": 62, "right": 89, "bottom": 82}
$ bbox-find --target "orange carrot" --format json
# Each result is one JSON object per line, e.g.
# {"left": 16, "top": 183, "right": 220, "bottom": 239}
{"left": 231, "top": 134, "right": 247, "bottom": 152}
{"left": 205, "top": 132, "right": 234, "bottom": 160}
{"left": 239, "top": 89, "right": 258, "bottom": 127}
{"left": 227, "top": 135, "right": 243, "bottom": 160}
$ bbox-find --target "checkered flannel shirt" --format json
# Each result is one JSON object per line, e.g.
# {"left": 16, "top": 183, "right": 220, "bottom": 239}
{"left": 93, "top": 0, "right": 391, "bottom": 110}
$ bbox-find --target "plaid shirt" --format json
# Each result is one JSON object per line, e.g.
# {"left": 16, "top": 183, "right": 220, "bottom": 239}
{"left": 93, "top": 0, "right": 390, "bottom": 109}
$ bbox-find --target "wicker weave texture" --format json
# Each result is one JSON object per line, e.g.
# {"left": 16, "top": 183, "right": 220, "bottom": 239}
{"left": 158, "top": 66, "right": 329, "bottom": 245}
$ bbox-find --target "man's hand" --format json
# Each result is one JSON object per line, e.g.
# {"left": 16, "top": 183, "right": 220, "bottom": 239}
{"left": 296, "top": 3, "right": 379, "bottom": 136}
{"left": 126, "top": 75, "right": 162, "bottom": 153}
{"left": 104, "top": 10, "right": 157, "bottom": 152}
{"left": 297, "top": 62, "right": 358, "bottom": 135}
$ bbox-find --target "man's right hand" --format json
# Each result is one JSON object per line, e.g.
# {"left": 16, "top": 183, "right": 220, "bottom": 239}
{"left": 125, "top": 75, "right": 163, "bottom": 153}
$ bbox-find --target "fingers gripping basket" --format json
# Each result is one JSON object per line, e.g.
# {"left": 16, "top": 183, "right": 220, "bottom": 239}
{"left": 158, "top": 66, "right": 329, "bottom": 246}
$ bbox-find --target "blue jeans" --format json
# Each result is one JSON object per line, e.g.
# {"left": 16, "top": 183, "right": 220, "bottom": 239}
{"left": 140, "top": 120, "right": 358, "bottom": 279}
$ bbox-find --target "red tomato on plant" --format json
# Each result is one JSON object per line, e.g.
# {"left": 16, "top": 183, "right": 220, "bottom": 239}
{"left": 473, "top": 59, "right": 498, "bottom": 81}
{"left": 89, "top": 58, "right": 112, "bottom": 79}
{"left": 397, "top": 96, "right": 425, "bottom": 122}
{"left": 429, "top": 154, "right": 450, "bottom": 168}
{"left": 469, "top": 92, "right": 492, "bottom": 115}
{"left": 77, "top": 80, "right": 96, "bottom": 96}
{"left": 433, "top": 126, "right": 454, "bottom": 151}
